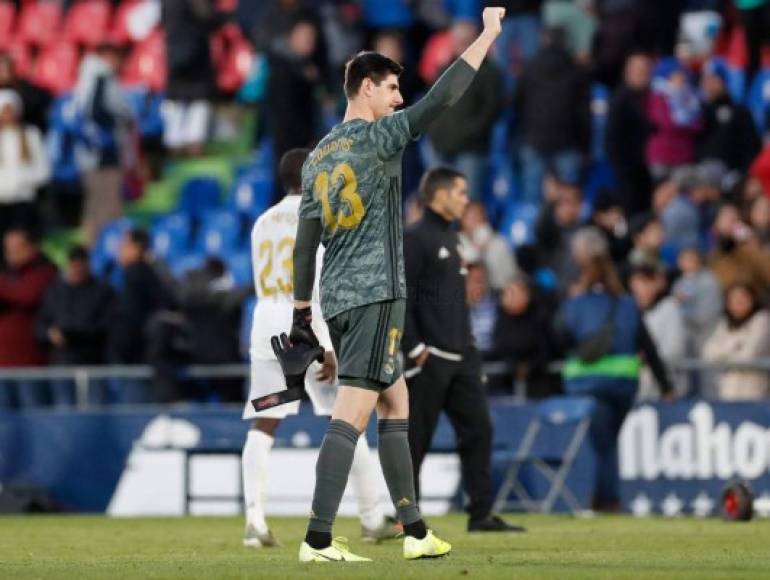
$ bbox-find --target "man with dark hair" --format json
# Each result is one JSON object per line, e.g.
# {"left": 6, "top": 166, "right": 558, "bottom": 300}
{"left": 403, "top": 167, "right": 524, "bottom": 533}
{"left": 109, "top": 228, "right": 168, "bottom": 403}
{"left": 605, "top": 52, "right": 654, "bottom": 217}
{"left": 0, "top": 227, "right": 57, "bottom": 408}
{"left": 287, "top": 7, "right": 506, "bottom": 563}
{"left": 266, "top": 18, "right": 322, "bottom": 201}
{"left": 427, "top": 21, "right": 503, "bottom": 199}
{"left": 36, "top": 246, "right": 115, "bottom": 406}
{"left": 242, "top": 147, "right": 399, "bottom": 549}
{"left": 698, "top": 58, "right": 761, "bottom": 173}
{"left": 514, "top": 26, "right": 591, "bottom": 203}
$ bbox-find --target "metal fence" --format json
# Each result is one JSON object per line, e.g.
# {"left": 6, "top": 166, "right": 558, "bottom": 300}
{"left": 0, "top": 358, "right": 768, "bottom": 409}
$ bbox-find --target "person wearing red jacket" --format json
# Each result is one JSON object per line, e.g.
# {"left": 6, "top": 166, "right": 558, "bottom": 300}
{"left": 0, "top": 227, "right": 58, "bottom": 408}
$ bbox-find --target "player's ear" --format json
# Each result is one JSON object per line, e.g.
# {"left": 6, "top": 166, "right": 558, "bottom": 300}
{"left": 361, "top": 77, "right": 373, "bottom": 97}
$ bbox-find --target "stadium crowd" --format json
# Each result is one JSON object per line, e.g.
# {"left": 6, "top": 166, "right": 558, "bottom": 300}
{"left": 1, "top": 0, "right": 770, "bottom": 409}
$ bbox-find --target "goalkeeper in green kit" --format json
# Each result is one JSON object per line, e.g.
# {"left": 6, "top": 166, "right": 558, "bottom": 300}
{"left": 277, "top": 7, "right": 506, "bottom": 562}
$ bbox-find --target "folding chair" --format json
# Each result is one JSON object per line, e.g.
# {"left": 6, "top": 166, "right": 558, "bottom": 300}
{"left": 492, "top": 396, "right": 594, "bottom": 515}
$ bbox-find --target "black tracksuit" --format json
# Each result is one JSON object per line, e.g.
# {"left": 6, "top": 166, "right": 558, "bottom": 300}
{"left": 402, "top": 208, "right": 493, "bottom": 521}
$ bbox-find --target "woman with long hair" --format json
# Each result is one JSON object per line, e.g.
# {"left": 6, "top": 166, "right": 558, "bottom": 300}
{"left": 703, "top": 282, "right": 770, "bottom": 400}
{"left": 0, "top": 89, "right": 49, "bottom": 259}
{"left": 559, "top": 226, "right": 673, "bottom": 512}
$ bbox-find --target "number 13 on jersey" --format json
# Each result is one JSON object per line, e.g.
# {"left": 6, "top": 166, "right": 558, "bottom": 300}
{"left": 313, "top": 162, "right": 365, "bottom": 233}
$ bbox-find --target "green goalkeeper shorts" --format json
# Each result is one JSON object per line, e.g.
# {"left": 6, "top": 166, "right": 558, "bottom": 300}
{"left": 327, "top": 299, "right": 405, "bottom": 391}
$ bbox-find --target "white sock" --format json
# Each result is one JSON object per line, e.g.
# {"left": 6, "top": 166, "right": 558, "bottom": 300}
{"left": 242, "top": 430, "right": 274, "bottom": 534}
{"left": 349, "top": 434, "right": 385, "bottom": 530}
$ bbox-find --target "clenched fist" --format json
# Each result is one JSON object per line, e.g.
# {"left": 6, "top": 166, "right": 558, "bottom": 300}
{"left": 482, "top": 7, "right": 506, "bottom": 37}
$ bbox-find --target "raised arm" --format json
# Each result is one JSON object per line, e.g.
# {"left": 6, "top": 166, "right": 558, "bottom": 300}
{"left": 405, "top": 7, "right": 504, "bottom": 135}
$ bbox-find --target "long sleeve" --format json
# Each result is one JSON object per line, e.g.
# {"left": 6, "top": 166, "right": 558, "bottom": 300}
{"left": 405, "top": 58, "right": 478, "bottom": 137}
{"left": 293, "top": 217, "right": 322, "bottom": 302}
{"left": 22, "top": 127, "right": 50, "bottom": 190}
{"left": 402, "top": 228, "right": 426, "bottom": 358}
{"left": 637, "top": 319, "right": 673, "bottom": 395}
{"left": 0, "top": 265, "right": 57, "bottom": 309}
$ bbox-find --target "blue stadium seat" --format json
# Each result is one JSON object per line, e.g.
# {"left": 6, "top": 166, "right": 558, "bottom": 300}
{"left": 169, "top": 252, "right": 206, "bottom": 278}
{"left": 151, "top": 212, "right": 192, "bottom": 261}
{"left": 499, "top": 201, "right": 539, "bottom": 247}
{"left": 177, "top": 176, "right": 223, "bottom": 219}
{"left": 90, "top": 218, "right": 134, "bottom": 279}
{"left": 591, "top": 84, "right": 610, "bottom": 161}
{"left": 488, "top": 152, "right": 517, "bottom": 203}
{"left": 746, "top": 68, "right": 770, "bottom": 135}
{"left": 226, "top": 250, "right": 253, "bottom": 288}
{"left": 229, "top": 168, "right": 273, "bottom": 220}
{"left": 195, "top": 209, "right": 243, "bottom": 255}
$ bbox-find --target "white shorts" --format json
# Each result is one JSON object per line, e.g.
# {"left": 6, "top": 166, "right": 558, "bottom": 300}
{"left": 242, "top": 357, "right": 337, "bottom": 420}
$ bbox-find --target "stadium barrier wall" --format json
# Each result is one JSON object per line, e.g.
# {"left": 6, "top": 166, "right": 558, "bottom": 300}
{"left": 2, "top": 394, "right": 770, "bottom": 517}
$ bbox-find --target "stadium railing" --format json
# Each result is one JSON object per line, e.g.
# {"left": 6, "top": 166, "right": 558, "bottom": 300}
{"left": 0, "top": 359, "right": 768, "bottom": 408}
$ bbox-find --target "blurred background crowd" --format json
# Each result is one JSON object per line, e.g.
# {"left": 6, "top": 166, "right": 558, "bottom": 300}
{"left": 1, "top": 0, "right": 770, "bottom": 409}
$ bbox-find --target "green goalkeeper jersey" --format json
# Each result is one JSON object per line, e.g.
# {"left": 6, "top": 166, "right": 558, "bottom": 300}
{"left": 299, "top": 110, "right": 415, "bottom": 320}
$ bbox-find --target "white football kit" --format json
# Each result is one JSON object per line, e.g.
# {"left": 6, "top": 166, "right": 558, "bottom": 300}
{"left": 242, "top": 195, "right": 336, "bottom": 420}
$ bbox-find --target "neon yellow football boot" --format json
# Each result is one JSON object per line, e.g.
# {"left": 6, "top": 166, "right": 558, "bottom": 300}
{"left": 298, "top": 537, "right": 372, "bottom": 562}
{"left": 403, "top": 530, "right": 452, "bottom": 560}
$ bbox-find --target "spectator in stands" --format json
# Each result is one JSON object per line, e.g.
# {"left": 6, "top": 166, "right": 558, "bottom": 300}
{"left": 466, "top": 263, "right": 498, "bottom": 359}
{"left": 110, "top": 228, "right": 170, "bottom": 403}
{"left": 535, "top": 181, "right": 584, "bottom": 291}
{"left": 0, "top": 52, "right": 51, "bottom": 132}
{"left": 671, "top": 246, "right": 723, "bottom": 358}
{"left": 703, "top": 281, "right": 770, "bottom": 400}
{"left": 589, "top": 189, "right": 631, "bottom": 265}
{"left": 628, "top": 263, "right": 687, "bottom": 400}
{"left": 698, "top": 58, "right": 761, "bottom": 174}
{"left": 460, "top": 201, "right": 517, "bottom": 291}
{"left": 0, "top": 228, "right": 58, "bottom": 408}
{"left": 427, "top": 20, "right": 503, "bottom": 199}
{"left": 491, "top": 273, "right": 561, "bottom": 397}
{"left": 591, "top": 0, "right": 642, "bottom": 87}
{"left": 624, "top": 211, "right": 665, "bottom": 282}
{"left": 488, "top": 0, "right": 542, "bottom": 81}
{"left": 605, "top": 52, "right": 654, "bottom": 217}
{"left": 541, "top": 0, "right": 597, "bottom": 64}
{"left": 74, "top": 42, "right": 133, "bottom": 247}
{"left": 749, "top": 194, "right": 770, "bottom": 249}
{"left": 514, "top": 27, "right": 591, "bottom": 203}
{"left": 36, "top": 246, "right": 115, "bottom": 406}
{"left": 736, "top": 0, "right": 770, "bottom": 84}
{"left": 177, "top": 257, "right": 252, "bottom": 402}
{"left": 646, "top": 58, "right": 702, "bottom": 180}
{"left": 651, "top": 174, "right": 700, "bottom": 256}
{"left": 372, "top": 29, "right": 423, "bottom": 195}
{"left": 266, "top": 17, "right": 322, "bottom": 202}
{"left": 0, "top": 89, "right": 50, "bottom": 261}
{"left": 709, "top": 202, "right": 770, "bottom": 298}
{"left": 162, "top": 0, "right": 226, "bottom": 156}
{"left": 559, "top": 226, "right": 673, "bottom": 512}
{"left": 372, "top": 30, "right": 422, "bottom": 102}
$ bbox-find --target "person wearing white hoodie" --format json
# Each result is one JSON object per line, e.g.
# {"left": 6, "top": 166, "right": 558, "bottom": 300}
{"left": 0, "top": 89, "right": 49, "bottom": 262}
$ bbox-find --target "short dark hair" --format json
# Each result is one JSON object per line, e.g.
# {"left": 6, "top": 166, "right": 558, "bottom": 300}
{"left": 68, "top": 245, "right": 89, "bottom": 262}
{"left": 344, "top": 51, "right": 403, "bottom": 98}
{"left": 279, "top": 148, "right": 310, "bottom": 195}
{"left": 419, "top": 166, "right": 466, "bottom": 204}
{"left": 126, "top": 228, "right": 150, "bottom": 253}
{"left": 4, "top": 225, "right": 38, "bottom": 245}
{"left": 629, "top": 211, "right": 659, "bottom": 240}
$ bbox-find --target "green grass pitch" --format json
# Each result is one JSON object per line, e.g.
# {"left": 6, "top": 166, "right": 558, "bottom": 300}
{"left": 1, "top": 514, "right": 769, "bottom": 579}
